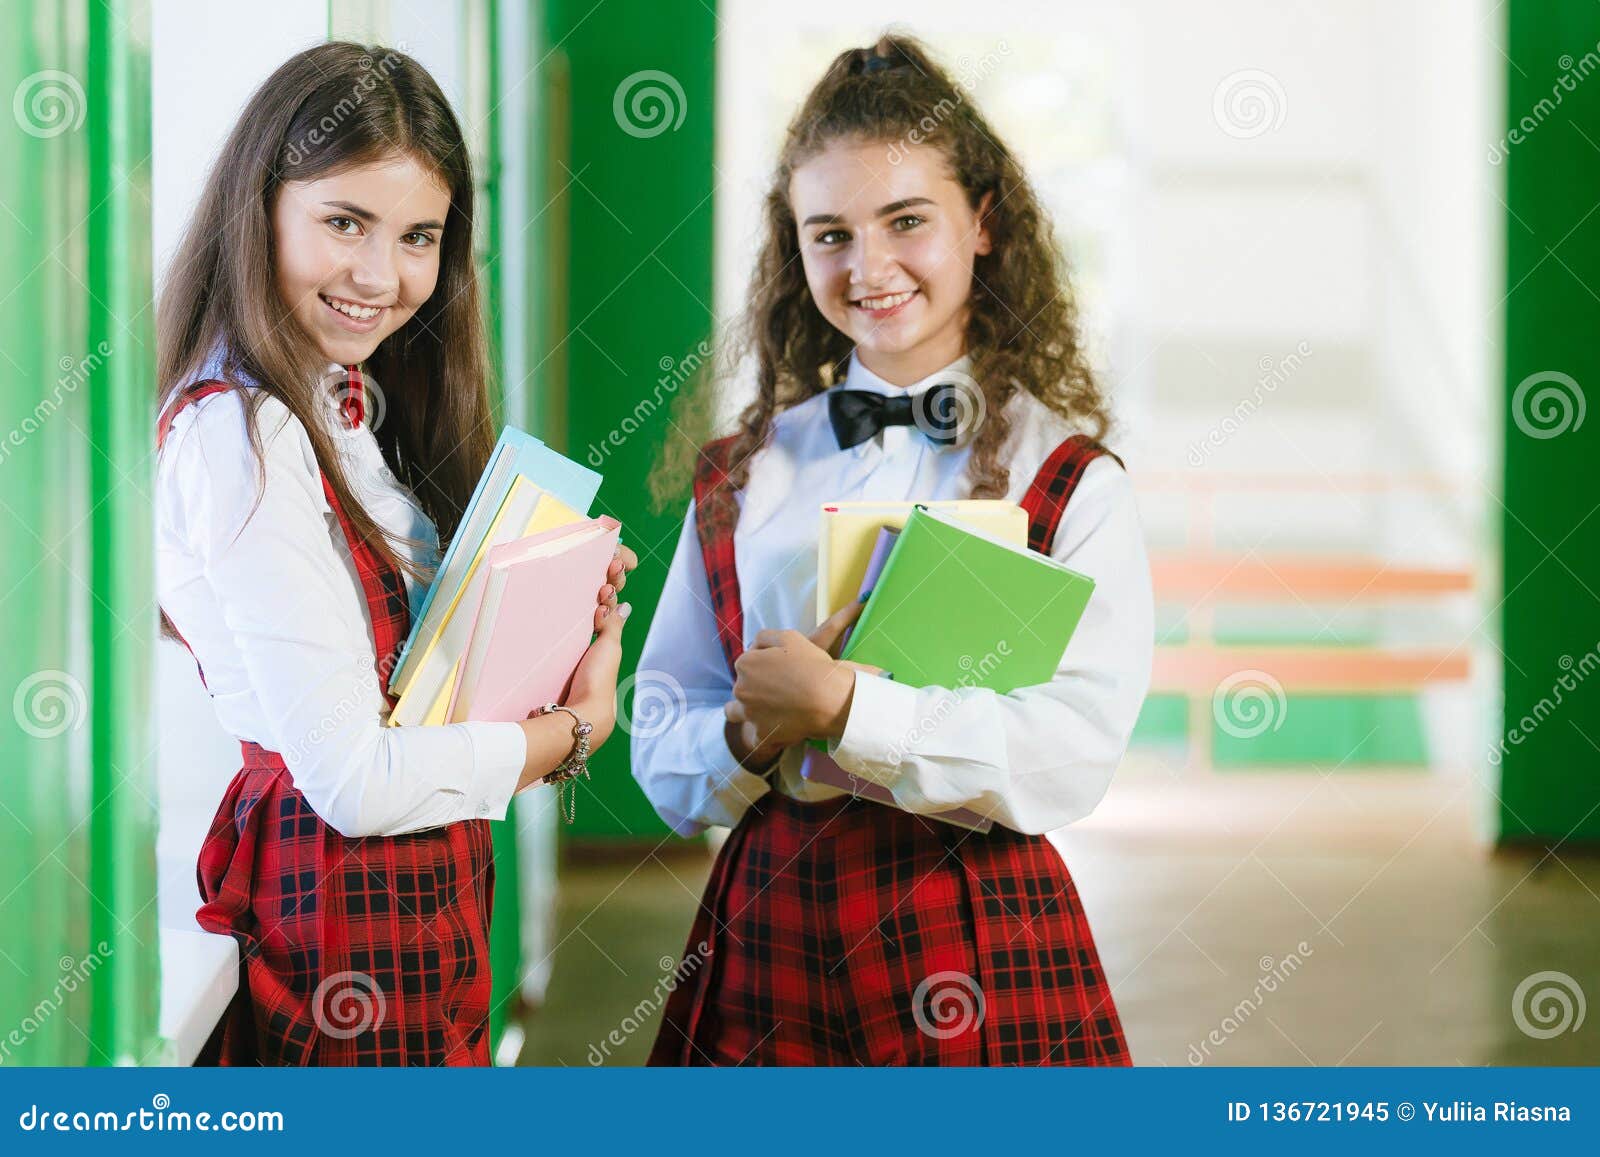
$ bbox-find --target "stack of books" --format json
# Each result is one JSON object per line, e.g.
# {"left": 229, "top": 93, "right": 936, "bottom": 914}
{"left": 385, "top": 427, "right": 620, "bottom": 726}
{"left": 803, "top": 500, "right": 1097, "bottom": 831}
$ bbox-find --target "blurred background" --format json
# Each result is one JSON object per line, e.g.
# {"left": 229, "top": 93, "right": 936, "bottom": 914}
{"left": 1, "top": 0, "right": 1597, "bottom": 1066}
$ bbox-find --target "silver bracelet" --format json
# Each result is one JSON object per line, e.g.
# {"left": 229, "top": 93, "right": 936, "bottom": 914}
{"left": 531, "top": 703, "right": 593, "bottom": 825}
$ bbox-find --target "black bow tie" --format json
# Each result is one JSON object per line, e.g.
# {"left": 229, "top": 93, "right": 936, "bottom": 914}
{"left": 828, "top": 383, "right": 963, "bottom": 451}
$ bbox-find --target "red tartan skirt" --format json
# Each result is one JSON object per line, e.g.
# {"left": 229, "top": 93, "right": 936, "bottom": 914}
{"left": 649, "top": 790, "right": 1131, "bottom": 1066}
{"left": 195, "top": 741, "right": 497, "bottom": 1066}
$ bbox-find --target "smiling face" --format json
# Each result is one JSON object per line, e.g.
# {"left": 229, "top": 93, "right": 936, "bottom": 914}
{"left": 270, "top": 152, "right": 452, "bottom": 366}
{"left": 790, "top": 138, "right": 992, "bottom": 386}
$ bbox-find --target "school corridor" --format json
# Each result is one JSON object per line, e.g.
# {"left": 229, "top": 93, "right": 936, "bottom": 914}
{"left": 2, "top": 0, "right": 1597, "bottom": 1065}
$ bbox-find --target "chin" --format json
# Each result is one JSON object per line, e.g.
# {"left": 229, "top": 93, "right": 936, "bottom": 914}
{"left": 318, "top": 333, "right": 381, "bottom": 366}
{"left": 852, "top": 327, "right": 925, "bottom": 357}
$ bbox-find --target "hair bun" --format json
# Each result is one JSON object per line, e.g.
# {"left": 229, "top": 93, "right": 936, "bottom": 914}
{"left": 851, "top": 46, "right": 904, "bottom": 76}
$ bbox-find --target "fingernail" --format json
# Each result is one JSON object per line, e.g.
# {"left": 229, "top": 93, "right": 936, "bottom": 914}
{"left": 858, "top": 588, "right": 872, "bottom": 602}
{"left": 618, "top": 603, "right": 633, "bottom": 620}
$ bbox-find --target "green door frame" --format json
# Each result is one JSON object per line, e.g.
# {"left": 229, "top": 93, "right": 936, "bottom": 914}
{"left": 1499, "top": 1, "right": 1600, "bottom": 843}
{"left": 0, "top": 0, "right": 161, "bottom": 1066}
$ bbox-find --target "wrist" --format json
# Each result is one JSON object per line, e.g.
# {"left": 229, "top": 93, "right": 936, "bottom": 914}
{"left": 724, "top": 717, "right": 783, "bottom": 775}
{"left": 566, "top": 692, "right": 615, "bottom": 746}
{"left": 810, "top": 662, "right": 858, "bottom": 741}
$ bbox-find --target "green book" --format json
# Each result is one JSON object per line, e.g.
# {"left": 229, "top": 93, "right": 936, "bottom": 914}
{"left": 838, "top": 504, "right": 1096, "bottom": 695}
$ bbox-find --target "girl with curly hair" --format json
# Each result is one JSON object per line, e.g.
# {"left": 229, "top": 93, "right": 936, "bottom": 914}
{"left": 635, "top": 33, "right": 1152, "bottom": 1066}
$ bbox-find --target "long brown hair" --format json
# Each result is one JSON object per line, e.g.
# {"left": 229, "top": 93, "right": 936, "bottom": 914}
{"left": 653, "top": 32, "right": 1109, "bottom": 513}
{"left": 156, "top": 41, "right": 495, "bottom": 640}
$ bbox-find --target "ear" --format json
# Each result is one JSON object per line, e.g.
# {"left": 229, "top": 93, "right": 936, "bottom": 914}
{"left": 973, "top": 189, "right": 995, "bottom": 257}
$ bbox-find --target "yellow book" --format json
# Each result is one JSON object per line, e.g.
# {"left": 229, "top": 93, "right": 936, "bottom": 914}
{"left": 416, "top": 660, "right": 457, "bottom": 726}
{"left": 388, "top": 487, "right": 583, "bottom": 726}
{"left": 816, "top": 500, "right": 1027, "bottom": 622}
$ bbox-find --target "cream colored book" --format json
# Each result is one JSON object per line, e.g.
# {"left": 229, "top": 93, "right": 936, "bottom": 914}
{"left": 816, "top": 499, "right": 1027, "bottom": 621}
{"left": 388, "top": 485, "right": 583, "bottom": 727}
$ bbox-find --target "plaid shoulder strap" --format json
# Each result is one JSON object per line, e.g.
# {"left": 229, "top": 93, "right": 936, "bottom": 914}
{"left": 1021, "top": 433, "right": 1122, "bottom": 555}
{"left": 157, "top": 373, "right": 407, "bottom": 709}
{"left": 692, "top": 434, "right": 747, "bottom": 674}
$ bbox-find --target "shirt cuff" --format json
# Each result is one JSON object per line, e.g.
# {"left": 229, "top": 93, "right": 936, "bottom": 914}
{"left": 695, "top": 708, "right": 775, "bottom": 819}
{"left": 828, "top": 670, "right": 917, "bottom": 787}
{"left": 456, "top": 721, "right": 528, "bottom": 822}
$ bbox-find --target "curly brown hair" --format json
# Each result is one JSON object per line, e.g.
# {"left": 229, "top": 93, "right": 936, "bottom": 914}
{"left": 652, "top": 32, "right": 1109, "bottom": 516}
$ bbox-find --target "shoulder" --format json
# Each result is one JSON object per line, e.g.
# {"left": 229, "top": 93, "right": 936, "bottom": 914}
{"left": 160, "top": 387, "right": 310, "bottom": 473}
{"left": 999, "top": 389, "right": 1123, "bottom": 490}
{"left": 157, "top": 385, "right": 323, "bottom": 518}
{"left": 694, "top": 389, "right": 832, "bottom": 486}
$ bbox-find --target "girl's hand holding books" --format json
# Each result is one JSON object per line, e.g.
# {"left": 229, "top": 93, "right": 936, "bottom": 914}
{"left": 569, "top": 541, "right": 639, "bottom": 745}
{"left": 723, "top": 600, "right": 885, "bottom": 761}
{"left": 592, "top": 541, "right": 638, "bottom": 631}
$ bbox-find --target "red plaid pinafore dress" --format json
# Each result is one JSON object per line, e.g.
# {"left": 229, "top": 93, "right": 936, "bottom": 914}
{"left": 648, "top": 433, "right": 1133, "bottom": 1066}
{"left": 158, "top": 376, "right": 497, "bottom": 1066}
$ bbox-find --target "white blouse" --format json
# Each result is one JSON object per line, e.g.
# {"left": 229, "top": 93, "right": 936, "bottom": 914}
{"left": 631, "top": 352, "right": 1154, "bottom": 838}
{"left": 155, "top": 353, "right": 528, "bottom": 839}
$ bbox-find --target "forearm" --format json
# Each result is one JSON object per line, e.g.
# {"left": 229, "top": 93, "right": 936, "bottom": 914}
{"left": 515, "top": 693, "right": 612, "bottom": 792}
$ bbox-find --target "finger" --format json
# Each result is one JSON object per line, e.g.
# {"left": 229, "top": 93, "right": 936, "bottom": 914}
{"left": 838, "top": 660, "right": 887, "bottom": 679}
{"left": 809, "top": 600, "right": 866, "bottom": 656}
{"left": 617, "top": 544, "right": 638, "bottom": 571}
{"left": 594, "top": 602, "right": 630, "bottom": 642}
{"left": 753, "top": 628, "right": 790, "bottom": 650}
{"left": 723, "top": 699, "right": 747, "bottom": 724}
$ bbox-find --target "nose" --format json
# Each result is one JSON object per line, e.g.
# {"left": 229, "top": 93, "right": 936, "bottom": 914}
{"left": 848, "top": 228, "right": 895, "bottom": 291}
{"left": 349, "top": 234, "right": 399, "bottom": 302}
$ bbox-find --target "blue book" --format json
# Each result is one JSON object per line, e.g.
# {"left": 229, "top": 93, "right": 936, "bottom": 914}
{"left": 389, "top": 426, "right": 602, "bottom": 692}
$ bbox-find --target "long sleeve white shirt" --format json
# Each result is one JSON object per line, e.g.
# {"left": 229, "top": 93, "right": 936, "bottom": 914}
{"left": 155, "top": 356, "right": 528, "bottom": 839}
{"left": 631, "top": 352, "right": 1154, "bottom": 838}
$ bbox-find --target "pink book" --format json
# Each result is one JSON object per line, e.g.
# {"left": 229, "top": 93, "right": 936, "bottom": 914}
{"left": 800, "top": 750, "right": 995, "bottom": 834}
{"left": 446, "top": 516, "right": 622, "bottom": 723}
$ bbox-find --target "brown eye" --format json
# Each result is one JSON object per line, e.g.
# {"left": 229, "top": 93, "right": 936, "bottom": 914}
{"left": 327, "top": 215, "right": 361, "bottom": 236}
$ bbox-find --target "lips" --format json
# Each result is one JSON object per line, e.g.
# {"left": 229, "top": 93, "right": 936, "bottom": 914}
{"left": 850, "top": 288, "right": 919, "bottom": 320}
{"left": 319, "top": 292, "right": 389, "bottom": 333}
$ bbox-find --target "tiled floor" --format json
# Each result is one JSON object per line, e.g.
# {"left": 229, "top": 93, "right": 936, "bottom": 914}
{"left": 518, "top": 755, "right": 1600, "bottom": 1066}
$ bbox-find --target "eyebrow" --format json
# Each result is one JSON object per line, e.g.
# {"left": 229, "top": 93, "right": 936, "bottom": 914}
{"left": 321, "top": 200, "right": 446, "bottom": 231}
{"left": 801, "top": 197, "right": 936, "bottom": 228}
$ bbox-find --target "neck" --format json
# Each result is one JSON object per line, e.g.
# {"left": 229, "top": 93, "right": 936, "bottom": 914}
{"left": 855, "top": 332, "right": 966, "bottom": 388}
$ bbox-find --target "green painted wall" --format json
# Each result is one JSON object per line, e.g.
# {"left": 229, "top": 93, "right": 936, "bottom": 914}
{"left": 1499, "top": 2, "right": 1600, "bottom": 842}
{"left": 540, "top": 0, "right": 717, "bottom": 838}
{"left": 0, "top": 0, "right": 160, "bottom": 1065}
